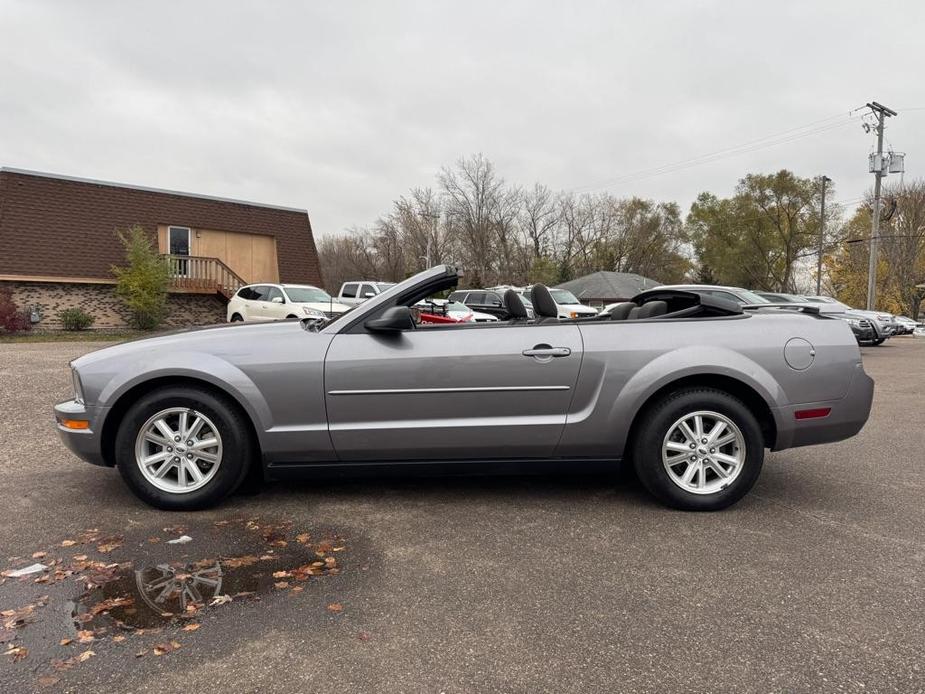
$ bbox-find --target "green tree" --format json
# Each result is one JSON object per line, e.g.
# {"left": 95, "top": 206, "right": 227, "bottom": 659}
{"left": 112, "top": 225, "right": 171, "bottom": 330}
{"left": 688, "top": 171, "right": 827, "bottom": 291}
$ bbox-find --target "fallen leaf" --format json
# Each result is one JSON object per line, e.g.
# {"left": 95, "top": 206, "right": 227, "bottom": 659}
{"left": 96, "top": 536, "right": 123, "bottom": 553}
{"left": 77, "top": 650, "right": 95, "bottom": 662}
{"left": 358, "top": 631, "right": 371, "bottom": 641}
{"left": 72, "top": 554, "right": 88, "bottom": 561}
{"left": 274, "top": 581, "right": 289, "bottom": 589}
{"left": 60, "top": 540, "right": 77, "bottom": 547}
{"left": 37, "top": 675, "right": 60, "bottom": 687}
{"left": 59, "top": 638, "right": 72, "bottom": 646}
{"left": 113, "top": 634, "right": 126, "bottom": 642}
{"left": 5, "top": 644, "right": 28, "bottom": 660}
{"left": 222, "top": 556, "right": 259, "bottom": 569}
{"left": 32, "top": 551, "right": 47, "bottom": 559}
{"left": 135, "top": 650, "right": 146, "bottom": 658}
{"left": 290, "top": 586, "right": 303, "bottom": 594}
{"left": 148, "top": 537, "right": 161, "bottom": 544}
{"left": 209, "top": 594, "right": 232, "bottom": 606}
{"left": 182, "top": 623, "right": 200, "bottom": 632}
{"left": 153, "top": 641, "right": 181, "bottom": 656}
{"left": 295, "top": 533, "right": 311, "bottom": 544}
{"left": 272, "top": 570, "right": 291, "bottom": 579}
{"left": 77, "top": 630, "right": 95, "bottom": 643}
{"left": 327, "top": 603, "right": 344, "bottom": 613}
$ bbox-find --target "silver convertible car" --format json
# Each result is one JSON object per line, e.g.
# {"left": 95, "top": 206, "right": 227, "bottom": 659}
{"left": 55, "top": 265, "right": 874, "bottom": 512}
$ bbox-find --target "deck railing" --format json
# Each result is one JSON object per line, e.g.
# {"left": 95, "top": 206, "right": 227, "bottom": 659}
{"left": 162, "top": 254, "right": 246, "bottom": 298}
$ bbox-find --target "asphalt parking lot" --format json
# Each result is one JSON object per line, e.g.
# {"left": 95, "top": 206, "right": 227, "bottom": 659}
{"left": 1, "top": 337, "right": 923, "bottom": 693}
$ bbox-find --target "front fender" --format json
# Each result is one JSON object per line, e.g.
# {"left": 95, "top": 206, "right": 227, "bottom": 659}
{"left": 96, "top": 350, "right": 273, "bottom": 445}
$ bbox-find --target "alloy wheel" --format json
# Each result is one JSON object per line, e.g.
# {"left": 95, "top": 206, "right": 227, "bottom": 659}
{"left": 661, "top": 410, "right": 746, "bottom": 495}
{"left": 134, "top": 407, "right": 223, "bottom": 494}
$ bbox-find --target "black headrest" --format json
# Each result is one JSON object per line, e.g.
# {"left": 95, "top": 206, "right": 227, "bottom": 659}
{"left": 627, "top": 306, "right": 641, "bottom": 320}
{"left": 607, "top": 302, "right": 635, "bottom": 321}
{"left": 637, "top": 300, "right": 668, "bottom": 318}
{"left": 503, "top": 289, "right": 528, "bottom": 320}
{"left": 530, "top": 284, "right": 559, "bottom": 318}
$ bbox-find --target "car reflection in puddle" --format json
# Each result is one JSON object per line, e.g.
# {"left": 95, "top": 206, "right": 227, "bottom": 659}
{"left": 72, "top": 538, "right": 344, "bottom": 631}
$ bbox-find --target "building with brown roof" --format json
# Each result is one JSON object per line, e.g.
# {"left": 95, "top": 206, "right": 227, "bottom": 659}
{"left": 0, "top": 168, "right": 322, "bottom": 329}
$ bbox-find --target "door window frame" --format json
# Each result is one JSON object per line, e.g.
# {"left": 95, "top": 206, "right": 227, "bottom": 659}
{"left": 168, "top": 226, "right": 192, "bottom": 277}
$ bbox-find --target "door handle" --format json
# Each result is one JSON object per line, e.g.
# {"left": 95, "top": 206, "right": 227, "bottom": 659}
{"left": 522, "top": 346, "right": 571, "bottom": 358}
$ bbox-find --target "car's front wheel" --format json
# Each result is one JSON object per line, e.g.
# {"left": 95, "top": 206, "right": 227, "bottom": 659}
{"left": 114, "top": 386, "right": 255, "bottom": 510}
{"left": 632, "top": 388, "right": 764, "bottom": 511}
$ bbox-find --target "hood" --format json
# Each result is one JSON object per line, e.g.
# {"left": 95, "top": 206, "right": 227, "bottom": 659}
{"left": 291, "top": 300, "right": 351, "bottom": 313}
{"left": 72, "top": 320, "right": 310, "bottom": 369}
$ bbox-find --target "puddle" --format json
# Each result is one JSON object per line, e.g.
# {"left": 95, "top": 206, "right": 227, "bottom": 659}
{"left": 72, "top": 542, "right": 342, "bottom": 631}
{"left": 1, "top": 517, "right": 353, "bottom": 683}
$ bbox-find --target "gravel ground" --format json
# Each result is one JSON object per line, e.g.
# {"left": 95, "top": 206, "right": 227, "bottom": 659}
{"left": 0, "top": 337, "right": 923, "bottom": 693}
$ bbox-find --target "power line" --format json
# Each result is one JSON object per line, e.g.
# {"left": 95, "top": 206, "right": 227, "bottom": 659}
{"left": 570, "top": 110, "right": 865, "bottom": 193}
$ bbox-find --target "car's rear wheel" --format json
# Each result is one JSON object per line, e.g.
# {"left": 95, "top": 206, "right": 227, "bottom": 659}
{"left": 230, "top": 313, "right": 243, "bottom": 322}
{"left": 632, "top": 388, "right": 764, "bottom": 511}
{"left": 114, "top": 386, "right": 254, "bottom": 510}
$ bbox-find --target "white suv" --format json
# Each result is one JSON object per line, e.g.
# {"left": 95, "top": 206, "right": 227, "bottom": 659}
{"left": 227, "top": 284, "right": 351, "bottom": 323}
{"left": 337, "top": 281, "right": 396, "bottom": 306}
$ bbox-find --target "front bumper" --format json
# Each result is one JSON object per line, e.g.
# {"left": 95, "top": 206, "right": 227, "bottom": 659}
{"left": 54, "top": 400, "right": 110, "bottom": 467}
{"left": 772, "top": 363, "right": 875, "bottom": 450}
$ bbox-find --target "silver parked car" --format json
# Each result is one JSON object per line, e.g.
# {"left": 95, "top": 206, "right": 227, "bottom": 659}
{"left": 55, "top": 266, "right": 874, "bottom": 512}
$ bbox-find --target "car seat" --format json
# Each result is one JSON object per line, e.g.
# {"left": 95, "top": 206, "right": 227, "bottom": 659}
{"left": 530, "top": 284, "right": 560, "bottom": 323}
{"left": 503, "top": 289, "right": 529, "bottom": 321}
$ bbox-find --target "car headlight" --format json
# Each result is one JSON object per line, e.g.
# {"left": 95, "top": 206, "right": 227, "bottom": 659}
{"left": 71, "top": 366, "right": 85, "bottom": 404}
{"left": 302, "top": 307, "right": 326, "bottom": 319}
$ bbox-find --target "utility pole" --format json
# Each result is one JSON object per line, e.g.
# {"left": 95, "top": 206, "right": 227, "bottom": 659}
{"left": 816, "top": 175, "right": 831, "bottom": 296}
{"left": 865, "top": 101, "right": 897, "bottom": 310}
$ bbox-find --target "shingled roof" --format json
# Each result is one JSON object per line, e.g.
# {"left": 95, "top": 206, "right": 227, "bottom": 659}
{"left": 555, "top": 271, "right": 661, "bottom": 302}
{"left": 0, "top": 168, "right": 322, "bottom": 285}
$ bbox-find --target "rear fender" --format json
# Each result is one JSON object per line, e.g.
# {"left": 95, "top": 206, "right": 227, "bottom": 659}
{"left": 609, "top": 345, "right": 784, "bottom": 451}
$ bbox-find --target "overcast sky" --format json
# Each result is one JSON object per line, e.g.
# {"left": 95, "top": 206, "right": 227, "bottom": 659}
{"left": 2, "top": 1, "right": 924, "bottom": 236}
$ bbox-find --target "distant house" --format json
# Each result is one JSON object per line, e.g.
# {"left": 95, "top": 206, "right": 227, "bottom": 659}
{"left": 555, "top": 271, "right": 661, "bottom": 308}
{"left": 0, "top": 168, "right": 322, "bottom": 328}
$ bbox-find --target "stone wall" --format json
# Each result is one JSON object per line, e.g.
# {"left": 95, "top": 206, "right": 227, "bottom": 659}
{"left": 1, "top": 281, "right": 227, "bottom": 330}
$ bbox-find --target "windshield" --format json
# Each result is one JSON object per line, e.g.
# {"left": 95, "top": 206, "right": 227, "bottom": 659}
{"left": 445, "top": 301, "right": 471, "bottom": 313}
{"left": 736, "top": 289, "right": 772, "bottom": 305}
{"left": 549, "top": 289, "right": 580, "bottom": 304}
{"left": 283, "top": 286, "right": 332, "bottom": 303}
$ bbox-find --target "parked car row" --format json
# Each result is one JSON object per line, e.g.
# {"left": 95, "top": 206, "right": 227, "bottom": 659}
{"left": 228, "top": 280, "right": 922, "bottom": 348}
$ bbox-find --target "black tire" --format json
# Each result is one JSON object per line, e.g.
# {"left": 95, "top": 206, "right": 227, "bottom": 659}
{"left": 286, "top": 314, "right": 298, "bottom": 319}
{"left": 872, "top": 338, "right": 885, "bottom": 345}
{"left": 632, "top": 388, "right": 764, "bottom": 511}
{"left": 114, "top": 386, "right": 255, "bottom": 510}
{"left": 230, "top": 313, "right": 243, "bottom": 323}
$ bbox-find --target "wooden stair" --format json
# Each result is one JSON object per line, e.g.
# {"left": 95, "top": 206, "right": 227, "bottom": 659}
{"left": 163, "top": 254, "right": 246, "bottom": 300}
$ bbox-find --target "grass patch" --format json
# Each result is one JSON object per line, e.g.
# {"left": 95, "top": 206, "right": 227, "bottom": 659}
{"left": 0, "top": 330, "right": 144, "bottom": 344}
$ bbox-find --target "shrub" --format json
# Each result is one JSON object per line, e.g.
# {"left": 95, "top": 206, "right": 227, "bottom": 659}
{"left": 59, "top": 307, "right": 95, "bottom": 331}
{"left": 0, "top": 287, "right": 32, "bottom": 333}
{"left": 112, "top": 224, "right": 171, "bottom": 330}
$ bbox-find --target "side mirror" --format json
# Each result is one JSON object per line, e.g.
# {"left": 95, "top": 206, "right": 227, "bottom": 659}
{"left": 271, "top": 296, "right": 284, "bottom": 304}
{"left": 365, "top": 306, "right": 415, "bottom": 333}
